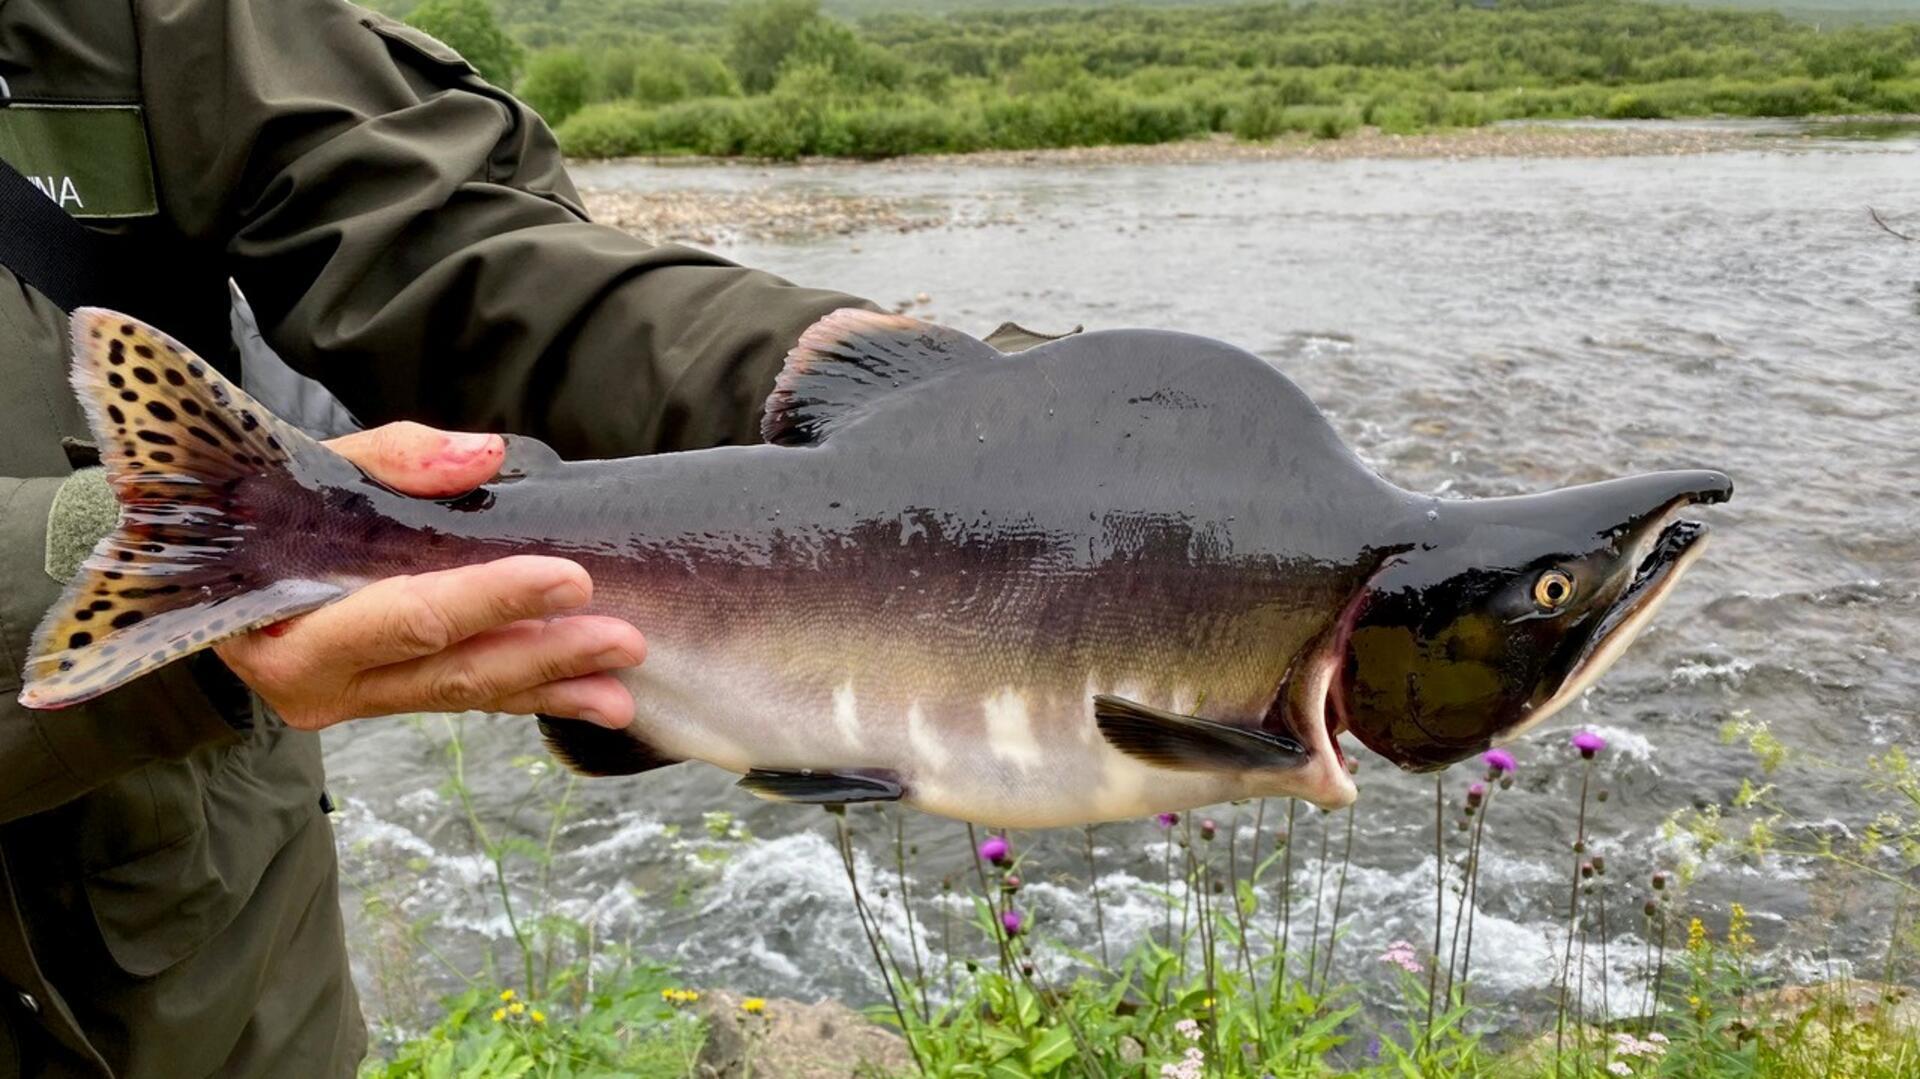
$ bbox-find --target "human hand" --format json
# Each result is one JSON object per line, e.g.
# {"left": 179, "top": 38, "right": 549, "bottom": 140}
{"left": 214, "top": 422, "right": 644, "bottom": 731}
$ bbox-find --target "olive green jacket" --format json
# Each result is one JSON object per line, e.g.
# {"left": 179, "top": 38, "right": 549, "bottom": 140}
{"left": 0, "top": 1, "right": 871, "bottom": 1075}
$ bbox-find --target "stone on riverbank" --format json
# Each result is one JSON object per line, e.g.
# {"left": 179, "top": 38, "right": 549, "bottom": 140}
{"left": 695, "top": 989, "right": 912, "bottom": 1079}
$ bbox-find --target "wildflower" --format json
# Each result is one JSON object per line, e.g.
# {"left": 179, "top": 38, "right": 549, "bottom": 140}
{"left": 1001, "top": 873, "right": 1023, "bottom": 893}
{"left": 977, "top": 835, "right": 1010, "bottom": 866}
{"left": 1378, "top": 939, "right": 1424, "bottom": 973}
{"left": 1156, "top": 812, "right": 1180, "bottom": 828}
{"left": 491, "top": 1007, "right": 507, "bottom": 1023}
{"left": 1573, "top": 730, "right": 1606, "bottom": 759}
{"left": 1466, "top": 781, "right": 1486, "bottom": 806}
{"left": 1483, "top": 748, "right": 1516, "bottom": 776}
{"left": 507, "top": 1001, "right": 525, "bottom": 1016}
{"left": 530, "top": 1010, "right": 546, "bottom": 1024}
{"left": 1652, "top": 871, "right": 1668, "bottom": 890}
{"left": 1646, "top": 1032, "right": 1669, "bottom": 1045}
{"left": 741, "top": 998, "right": 766, "bottom": 1015}
{"left": 1728, "top": 902, "right": 1754, "bottom": 953}
{"left": 1644, "top": 899, "right": 1658, "bottom": 918}
{"left": 1686, "top": 917, "right": 1707, "bottom": 953}
{"left": 1174, "top": 1018, "right": 1202, "bottom": 1041}
{"left": 1607, "top": 1063, "right": 1632, "bottom": 1077}
{"left": 1199, "top": 818, "right": 1216, "bottom": 841}
{"left": 1160, "top": 1045, "right": 1205, "bottom": 1079}
{"left": 660, "top": 988, "right": 701, "bottom": 1005}
{"left": 499, "top": 988, "right": 517, "bottom": 1002}
{"left": 1591, "top": 855, "right": 1606, "bottom": 875}
{"left": 1000, "top": 909, "right": 1024, "bottom": 936}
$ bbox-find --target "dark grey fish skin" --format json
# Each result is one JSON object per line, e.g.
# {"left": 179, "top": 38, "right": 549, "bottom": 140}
{"left": 23, "top": 309, "right": 1729, "bottom": 828}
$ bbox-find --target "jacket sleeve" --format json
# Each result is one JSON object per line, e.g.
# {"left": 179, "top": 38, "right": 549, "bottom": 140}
{"left": 135, "top": 0, "right": 875, "bottom": 459}
{"left": 0, "top": 476, "right": 240, "bottom": 825}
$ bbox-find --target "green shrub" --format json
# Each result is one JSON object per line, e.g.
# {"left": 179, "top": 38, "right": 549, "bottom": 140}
{"left": 1605, "top": 91, "right": 1667, "bottom": 120}
{"left": 555, "top": 102, "right": 654, "bottom": 158}
{"left": 518, "top": 48, "right": 591, "bottom": 126}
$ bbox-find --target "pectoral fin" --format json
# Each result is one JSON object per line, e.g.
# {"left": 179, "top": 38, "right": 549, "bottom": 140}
{"left": 1094, "top": 695, "right": 1306, "bottom": 773}
{"left": 736, "top": 767, "right": 904, "bottom": 805}
{"left": 538, "top": 716, "right": 682, "bottom": 777}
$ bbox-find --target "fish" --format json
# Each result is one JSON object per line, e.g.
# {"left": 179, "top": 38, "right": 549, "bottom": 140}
{"left": 19, "top": 307, "right": 1731, "bottom": 828}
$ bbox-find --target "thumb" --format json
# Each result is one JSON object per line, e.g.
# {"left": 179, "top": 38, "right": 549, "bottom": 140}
{"left": 325, "top": 421, "right": 506, "bottom": 498}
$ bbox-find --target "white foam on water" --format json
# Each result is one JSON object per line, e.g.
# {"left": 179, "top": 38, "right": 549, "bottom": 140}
{"left": 562, "top": 814, "right": 667, "bottom": 863}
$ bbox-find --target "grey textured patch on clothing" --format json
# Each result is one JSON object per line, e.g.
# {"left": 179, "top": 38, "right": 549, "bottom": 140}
{"left": 44, "top": 467, "right": 116, "bottom": 583}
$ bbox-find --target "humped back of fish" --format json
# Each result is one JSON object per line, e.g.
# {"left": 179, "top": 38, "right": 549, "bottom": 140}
{"left": 527, "top": 313, "right": 1399, "bottom": 825}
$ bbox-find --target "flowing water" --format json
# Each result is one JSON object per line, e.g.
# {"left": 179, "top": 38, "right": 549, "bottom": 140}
{"left": 324, "top": 121, "right": 1920, "bottom": 1039}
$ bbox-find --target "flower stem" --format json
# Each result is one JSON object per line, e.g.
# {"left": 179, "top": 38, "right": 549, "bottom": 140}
{"left": 1084, "top": 824, "right": 1110, "bottom": 969}
{"left": 1319, "top": 803, "right": 1356, "bottom": 993}
{"left": 1554, "top": 761, "right": 1593, "bottom": 1070}
{"left": 1424, "top": 774, "right": 1444, "bottom": 1054}
{"left": 835, "top": 813, "right": 926, "bottom": 1075}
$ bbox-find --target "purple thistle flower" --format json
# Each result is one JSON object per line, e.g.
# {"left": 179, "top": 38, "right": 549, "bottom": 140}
{"left": 1467, "top": 781, "right": 1487, "bottom": 800}
{"left": 1573, "top": 730, "right": 1606, "bottom": 759}
{"left": 1000, "top": 909, "right": 1024, "bottom": 936}
{"left": 977, "top": 836, "right": 1010, "bottom": 866}
{"left": 1156, "top": 812, "right": 1180, "bottom": 828}
{"left": 1199, "top": 818, "right": 1217, "bottom": 841}
{"left": 1482, "top": 748, "right": 1517, "bottom": 776}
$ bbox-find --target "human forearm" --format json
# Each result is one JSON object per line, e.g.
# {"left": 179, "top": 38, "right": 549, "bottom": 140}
{"left": 139, "top": 0, "right": 873, "bottom": 459}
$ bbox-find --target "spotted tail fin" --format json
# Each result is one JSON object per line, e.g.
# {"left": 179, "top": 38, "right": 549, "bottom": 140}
{"left": 18, "top": 309, "right": 350, "bottom": 709}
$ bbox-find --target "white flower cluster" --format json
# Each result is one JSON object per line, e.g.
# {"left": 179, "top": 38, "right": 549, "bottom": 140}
{"left": 1606, "top": 1030, "right": 1670, "bottom": 1074}
{"left": 1159, "top": 1047, "right": 1204, "bottom": 1079}
{"left": 1160, "top": 1021, "right": 1206, "bottom": 1079}
{"left": 1378, "top": 939, "right": 1424, "bottom": 973}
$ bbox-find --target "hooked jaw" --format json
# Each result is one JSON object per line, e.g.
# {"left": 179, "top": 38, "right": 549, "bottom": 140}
{"left": 1511, "top": 508, "right": 1718, "bottom": 741}
{"left": 1490, "top": 469, "right": 1731, "bottom": 746}
{"left": 1337, "top": 468, "right": 1732, "bottom": 774}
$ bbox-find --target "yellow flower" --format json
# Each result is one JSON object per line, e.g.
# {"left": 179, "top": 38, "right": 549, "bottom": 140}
{"left": 491, "top": 1008, "right": 507, "bottom": 1023}
{"left": 1686, "top": 917, "right": 1707, "bottom": 953}
{"left": 741, "top": 998, "right": 766, "bottom": 1014}
{"left": 508, "top": 1001, "right": 526, "bottom": 1016}
{"left": 660, "top": 988, "right": 675, "bottom": 1002}
{"left": 499, "top": 988, "right": 517, "bottom": 1002}
{"left": 662, "top": 987, "right": 700, "bottom": 1006}
{"left": 1728, "top": 903, "right": 1754, "bottom": 953}
{"left": 530, "top": 1010, "right": 546, "bottom": 1025}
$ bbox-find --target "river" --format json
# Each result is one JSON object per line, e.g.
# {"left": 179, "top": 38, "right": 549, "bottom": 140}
{"left": 324, "top": 121, "right": 1920, "bottom": 1041}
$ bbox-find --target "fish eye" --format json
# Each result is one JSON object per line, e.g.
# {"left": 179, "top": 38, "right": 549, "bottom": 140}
{"left": 1533, "top": 569, "right": 1575, "bottom": 611}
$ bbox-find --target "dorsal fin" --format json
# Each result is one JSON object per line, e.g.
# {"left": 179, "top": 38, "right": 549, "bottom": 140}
{"left": 761, "top": 308, "right": 1001, "bottom": 447}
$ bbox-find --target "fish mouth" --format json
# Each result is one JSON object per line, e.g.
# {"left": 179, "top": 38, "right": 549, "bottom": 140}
{"left": 1517, "top": 513, "right": 1714, "bottom": 736}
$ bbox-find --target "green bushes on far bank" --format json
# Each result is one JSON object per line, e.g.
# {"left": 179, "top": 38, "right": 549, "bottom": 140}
{"left": 466, "top": 0, "right": 1920, "bottom": 160}
{"left": 393, "top": 0, "right": 1920, "bottom": 159}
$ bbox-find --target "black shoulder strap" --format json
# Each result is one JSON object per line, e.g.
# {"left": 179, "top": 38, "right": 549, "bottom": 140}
{"left": 0, "top": 154, "right": 128, "bottom": 313}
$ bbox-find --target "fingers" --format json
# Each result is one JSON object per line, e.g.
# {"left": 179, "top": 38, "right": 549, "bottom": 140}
{"left": 493, "top": 674, "right": 637, "bottom": 730}
{"left": 345, "top": 617, "right": 644, "bottom": 726}
{"left": 284, "top": 556, "right": 593, "bottom": 671}
{"left": 326, "top": 421, "right": 506, "bottom": 497}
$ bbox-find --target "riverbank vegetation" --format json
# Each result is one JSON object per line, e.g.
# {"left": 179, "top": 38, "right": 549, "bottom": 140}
{"left": 389, "top": 0, "right": 1920, "bottom": 160}
{"left": 360, "top": 712, "right": 1920, "bottom": 1077}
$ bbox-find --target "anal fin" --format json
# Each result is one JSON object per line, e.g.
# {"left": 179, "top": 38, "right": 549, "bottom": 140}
{"left": 1094, "top": 694, "right": 1306, "bottom": 773}
{"left": 736, "top": 767, "right": 903, "bottom": 805}
{"left": 537, "top": 715, "right": 682, "bottom": 777}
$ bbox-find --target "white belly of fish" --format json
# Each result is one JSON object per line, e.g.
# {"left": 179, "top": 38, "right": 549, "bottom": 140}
{"left": 617, "top": 646, "right": 1251, "bottom": 828}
